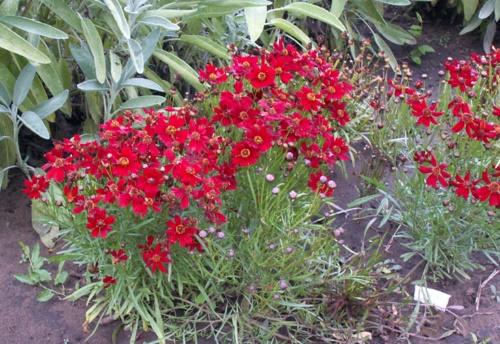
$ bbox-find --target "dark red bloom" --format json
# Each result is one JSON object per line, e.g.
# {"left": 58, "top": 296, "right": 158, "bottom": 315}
{"left": 410, "top": 98, "right": 444, "bottom": 127}
{"left": 142, "top": 243, "right": 170, "bottom": 273}
{"left": 103, "top": 275, "right": 116, "bottom": 288}
{"left": 444, "top": 59, "right": 478, "bottom": 92}
{"left": 166, "top": 216, "right": 198, "bottom": 248}
{"left": 86, "top": 208, "right": 115, "bottom": 238}
{"left": 417, "top": 154, "right": 451, "bottom": 189}
{"left": 231, "top": 141, "right": 260, "bottom": 167}
{"left": 296, "top": 87, "right": 321, "bottom": 111}
{"left": 308, "top": 171, "right": 334, "bottom": 197}
{"left": 450, "top": 172, "right": 477, "bottom": 199}
{"left": 109, "top": 249, "right": 128, "bottom": 264}
{"left": 23, "top": 175, "right": 49, "bottom": 199}
{"left": 248, "top": 63, "right": 275, "bottom": 89}
{"left": 473, "top": 170, "right": 499, "bottom": 207}
{"left": 199, "top": 64, "right": 227, "bottom": 85}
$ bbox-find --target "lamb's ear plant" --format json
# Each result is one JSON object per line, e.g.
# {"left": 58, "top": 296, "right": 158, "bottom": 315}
{"left": 0, "top": 63, "right": 68, "bottom": 188}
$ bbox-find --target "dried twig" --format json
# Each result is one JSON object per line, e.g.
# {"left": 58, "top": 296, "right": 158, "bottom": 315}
{"left": 475, "top": 269, "right": 499, "bottom": 311}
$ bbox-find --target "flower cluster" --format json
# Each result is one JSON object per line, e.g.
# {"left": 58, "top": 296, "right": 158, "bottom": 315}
{"left": 414, "top": 150, "right": 499, "bottom": 207}
{"left": 24, "top": 39, "right": 353, "bottom": 283}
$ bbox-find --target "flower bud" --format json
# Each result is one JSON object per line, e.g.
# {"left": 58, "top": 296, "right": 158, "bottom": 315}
{"left": 272, "top": 187, "right": 280, "bottom": 194}
{"left": 266, "top": 174, "right": 275, "bottom": 182}
{"left": 216, "top": 231, "right": 225, "bottom": 239}
{"left": 198, "top": 230, "right": 208, "bottom": 238}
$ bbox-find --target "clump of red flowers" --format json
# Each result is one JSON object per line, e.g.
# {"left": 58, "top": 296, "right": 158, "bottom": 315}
{"left": 24, "top": 39, "right": 354, "bottom": 285}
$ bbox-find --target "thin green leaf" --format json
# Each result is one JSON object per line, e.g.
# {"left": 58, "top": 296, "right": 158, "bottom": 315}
{"left": 39, "top": 0, "right": 81, "bottom": 32}
{"left": 20, "top": 111, "right": 50, "bottom": 139}
{"left": 460, "top": 15, "right": 482, "bottom": 35}
{"left": 103, "top": 0, "right": 131, "bottom": 39}
{"left": 80, "top": 17, "right": 106, "bottom": 84}
{"left": 377, "top": 22, "right": 416, "bottom": 45}
{"left": 109, "top": 52, "right": 122, "bottom": 83}
{"left": 375, "top": 0, "right": 410, "bottom": 5}
{"left": 479, "top": 0, "right": 495, "bottom": 19}
{"left": 37, "top": 289, "right": 54, "bottom": 302}
{"left": 245, "top": 5, "right": 267, "bottom": 42}
{"left": 373, "top": 33, "right": 398, "bottom": 71}
{"left": 180, "top": 34, "right": 229, "bottom": 59}
{"left": 0, "top": 23, "right": 50, "bottom": 64}
{"left": 30, "top": 90, "right": 68, "bottom": 119}
{"left": 77, "top": 80, "right": 109, "bottom": 92}
{"left": 0, "top": 16, "right": 68, "bottom": 39}
{"left": 127, "top": 39, "right": 144, "bottom": 74}
{"left": 496, "top": 0, "right": 500, "bottom": 21}
{"left": 119, "top": 95, "right": 165, "bottom": 110}
{"left": 463, "top": 0, "right": 479, "bottom": 21}
{"left": 267, "top": 18, "right": 311, "bottom": 46}
{"left": 153, "top": 50, "right": 204, "bottom": 91}
{"left": 330, "top": 0, "right": 347, "bottom": 17}
{"left": 139, "top": 16, "right": 179, "bottom": 31}
{"left": 0, "top": 0, "right": 19, "bottom": 16}
{"left": 14, "top": 274, "right": 35, "bottom": 285}
{"left": 13, "top": 64, "right": 36, "bottom": 106}
{"left": 483, "top": 19, "right": 496, "bottom": 53}
{"left": 121, "top": 78, "right": 163, "bottom": 92}
{"left": 278, "top": 2, "right": 346, "bottom": 31}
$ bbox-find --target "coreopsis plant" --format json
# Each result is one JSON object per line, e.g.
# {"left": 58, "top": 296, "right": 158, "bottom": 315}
{"left": 364, "top": 48, "right": 499, "bottom": 279}
{"left": 24, "top": 40, "right": 354, "bottom": 342}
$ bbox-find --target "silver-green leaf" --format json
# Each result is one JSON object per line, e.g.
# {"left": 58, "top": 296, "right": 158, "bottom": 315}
{"left": 0, "top": 16, "right": 68, "bottom": 39}
{"left": 119, "top": 95, "right": 165, "bottom": 110}
{"left": 30, "top": 90, "right": 69, "bottom": 119}
{"left": 20, "top": 111, "right": 50, "bottom": 139}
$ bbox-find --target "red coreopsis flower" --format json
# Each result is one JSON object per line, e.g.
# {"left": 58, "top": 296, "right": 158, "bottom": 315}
{"left": 473, "top": 170, "right": 499, "bottom": 207}
{"left": 103, "top": 275, "right": 117, "bottom": 288}
{"left": 450, "top": 172, "right": 477, "bottom": 199}
{"left": 23, "top": 175, "right": 49, "bottom": 199}
{"left": 155, "top": 115, "right": 188, "bottom": 147}
{"left": 109, "top": 249, "right": 128, "bottom": 264}
{"left": 86, "top": 207, "right": 115, "bottom": 238}
{"left": 136, "top": 167, "right": 164, "bottom": 197}
{"left": 142, "top": 243, "right": 170, "bottom": 273}
{"left": 468, "top": 119, "right": 498, "bottom": 143}
{"left": 43, "top": 150, "right": 72, "bottom": 182}
{"left": 231, "top": 141, "right": 260, "bottom": 167}
{"left": 248, "top": 63, "right": 276, "bottom": 89}
{"left": 231, "top": 55, "right": 259, "bottom": 76}
{"left": 308, "top": 171, "right": 335, "bottom": 197}
{"left": 323, "top": 136, "right": 349, "bottom": 164}
{"left": 245, "top": 126, "right": 273, "bottom": 152}
{"left": 329, "top": 101, "right": 351, "bottom": 126}
{"left": 63, "top": 185, "right": 80, "bottom": 203}
{"left": 166, "top": 216, "right": 198, "bottom": 248}
{"left": 444, "top": 59, "right": 478, "bottom": 92}
{"left": 199, "top": 64, "right": 227, "bottom": 85}
{"left": 296, "top": 87, "right": 321, "bottom": 111}
{"left": 172, "top": 158, "right": 201, "bottom": 186}
{"left": 417, "top": 154, "right": 451, "bottom": 189}
{"left": 111, "top": 147, "right": 140, "bottom": 178}
{"left": 448, "top": 99, "right": 476, "bottom": 135}
{"left": 410, "top": 99, "right": 444, "bottom": 127}
{"left": 493, "top": 106, "right": 500, "bottom": 117}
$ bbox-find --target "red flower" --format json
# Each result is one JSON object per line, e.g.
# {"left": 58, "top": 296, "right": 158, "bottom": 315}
{"left": 467, "top": 119, "right": 497, "bottom": 144}
{"left": 410, "top": 98, "right": 444, "bottom": 127}
{"left": 493, "top": 106, "right": 500, "bottom": 117}
{"left": 109, "top": 249, "right": 128, "bottom": 264}
{"left": 308, "top": 171, "right": 334, "bottom": 197}
{"left": 329, "top": 101, "right": 351, "bottom": 126}
{"left": 166, "top": 216, "right": 198, "bottom": 248}
{"left": 199, "top": 64, "right": 227, "bottom": 85}
{"left": 86, "top": 208, "right": 115, "bottom": 238}
{"left": 417, "top": 154, "right": 451, "bottom": 189}
{"left": 296, "top": 86, "right": 321, "bottom": 111}
{"left": 444, "top": 59, "right": 478, "bottom": 92}
{"left": 473, "top": 171, "right": 499, "bottom": 207}
{"left": 231, "top": 141, "right": 260, "bottom": 167}
{"left": 450, "top": 172, "right": 477, "bottom": 199}
{"left": 111, "top": 147, "right": 140, "bottom": 178}
{"left": 448, "top": 99, "right": 476, "bottom": 135}
{"left": 248, "top": 63, "right": 275, "bottom": 89}
{"left": 23, "top": 175, "right": 49, "bottom": 199}
{"left": 245, "top": 126, "right": 273, "bottom": 152}
{"left": 103, "top": 275, "right": 116, "bottom": 288}
{"left": 323, "top": 136, "right": 349, "bottom": 164}
{"left": 413, "top": 150, "right": 434, "bottom": 164}
{"left": 142, "top": 243, "right": 170, "bottom": 273}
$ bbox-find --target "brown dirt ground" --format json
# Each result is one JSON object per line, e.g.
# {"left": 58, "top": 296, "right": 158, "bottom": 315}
{"left": 0, "top": 19, "right": 499, "bottom": 344}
